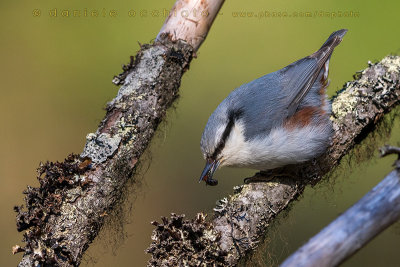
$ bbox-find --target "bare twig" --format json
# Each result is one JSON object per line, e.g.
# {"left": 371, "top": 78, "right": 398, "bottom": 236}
{"left": 380, "top": 144, "right": 400, "bottom": 168}
{"left": 380, "top": 145, "right": 400, "bottom": 158}
{"left": 281, "top": 147, "right": 400, "bottom": 267}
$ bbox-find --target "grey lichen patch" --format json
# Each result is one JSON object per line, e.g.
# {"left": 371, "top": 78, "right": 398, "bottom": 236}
{"left": 381, "top": 56, "right": 400, "bottom": 73}
{"left": 61, "top": 202, "right": 80, "bottom": 221}
{"left": 81, "top": 133, "right": 121, "bottom": 164}
{"left": 233, "top": 185, "right": 244, "bottom": 194}
{"left": 116, "top": 115, "right": 138, "bottom": 142}
{"left": 214, "top": 197, "right": 228, "bottom": 214}
{"left": 65, "top": 187, "right": 83, "bottom": 203}
{"left": 112, "top": 46, "right": 168, "bottom": 104}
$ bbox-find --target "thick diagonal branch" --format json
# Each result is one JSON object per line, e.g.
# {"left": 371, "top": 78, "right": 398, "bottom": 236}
{"left": 14, "top": 1, "right": 225, "bottom": 266}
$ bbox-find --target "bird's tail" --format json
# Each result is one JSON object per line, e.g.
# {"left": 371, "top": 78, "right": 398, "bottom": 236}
{"left": 319, "top": 29, "right": 348, "bottom": 51}
{"left": 280, "top": 29, "right": 347, "bottom": 117}
{"left": 310, "top": 29, "right": 347, "bottom": 63}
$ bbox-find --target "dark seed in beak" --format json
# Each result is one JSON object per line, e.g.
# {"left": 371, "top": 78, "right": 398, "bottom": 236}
{"left": 206, "top": 178, "right": 218, "bottom": 186}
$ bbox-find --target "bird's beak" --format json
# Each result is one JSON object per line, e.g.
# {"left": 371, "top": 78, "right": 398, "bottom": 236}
{"left": 199, "top": 159, "right": 220, "bottom": 186}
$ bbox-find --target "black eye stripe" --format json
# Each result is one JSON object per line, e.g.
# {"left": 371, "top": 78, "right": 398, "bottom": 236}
{"left": 211, "top": 109, "right": 243, "bottom": 159}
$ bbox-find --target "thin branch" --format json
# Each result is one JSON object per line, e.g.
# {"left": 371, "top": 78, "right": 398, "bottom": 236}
{"left": 281, "top": 147, "right": 400, "bottom": 267}
{"left": 380, "top": 144, "right": 400, "bottom": 157}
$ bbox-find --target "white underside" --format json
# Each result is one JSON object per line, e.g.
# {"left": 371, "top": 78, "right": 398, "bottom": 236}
{"left": 219, "top": 120, "right": 331, "bottom": 170}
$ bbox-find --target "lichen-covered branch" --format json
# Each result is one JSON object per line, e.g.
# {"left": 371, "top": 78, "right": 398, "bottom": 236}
{"left": 14, "top": 0, "right": 225, "bottom": 266}
{"left": 146, "top": 56, "right": 400, "bottom": 266}
{"left": 14, "top": 36, "right": 193, "bottom": 267}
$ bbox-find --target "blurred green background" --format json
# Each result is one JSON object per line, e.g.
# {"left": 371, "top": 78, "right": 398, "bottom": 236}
{"left": 1, "top": 0, "right": 400, "bottom": 266}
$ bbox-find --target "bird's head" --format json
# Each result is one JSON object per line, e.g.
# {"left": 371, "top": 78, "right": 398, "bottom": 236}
{"left": 199, "top": 104, "right": 244, "bottom": 186}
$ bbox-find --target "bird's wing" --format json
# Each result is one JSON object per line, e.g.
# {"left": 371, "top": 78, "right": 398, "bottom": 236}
{"left": 283, "top": 29, "right": 347, "bottom": 117}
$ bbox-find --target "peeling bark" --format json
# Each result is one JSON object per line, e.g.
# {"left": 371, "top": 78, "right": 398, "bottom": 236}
{"left": 157, "top": 0, "right": 225, "bottom": 51}
{"left": 146, "top": 56, "right": 400, "bottom": 266}
{"left": 14, "top": 0, "right": 226, "bottom": 265}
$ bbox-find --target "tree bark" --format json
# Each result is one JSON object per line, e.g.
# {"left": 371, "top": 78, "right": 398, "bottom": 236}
{"left": 281, "top": 146, "right": 400, "bottom": 267}
{"left": 146, "top": 56, "right": 400, "bottom": 266}
{"left": 14, "top": 1, "right": 225, "bottom": 266}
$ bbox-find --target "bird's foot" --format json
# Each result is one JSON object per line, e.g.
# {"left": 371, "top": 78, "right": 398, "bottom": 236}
{"left": 244, "top": 171, "right": 274, "bottom": 184}
{"left": 244, "top": 169, "right": 296, "bottom": 184}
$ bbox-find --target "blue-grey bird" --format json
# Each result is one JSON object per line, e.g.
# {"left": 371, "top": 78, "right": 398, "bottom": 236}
{"left": 199, "top": 29, "right": 347, "bottom": 186}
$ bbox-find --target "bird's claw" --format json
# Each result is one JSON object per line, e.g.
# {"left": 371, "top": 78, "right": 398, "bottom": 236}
{"left": 243, "top": 169, "right": 297, "bottom": 184}
{"left": 244, "top": 174, "right": 274, "bottom": 184}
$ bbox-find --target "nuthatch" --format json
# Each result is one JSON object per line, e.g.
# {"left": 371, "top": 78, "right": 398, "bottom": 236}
{"left": 199, "top": 29, "right": 347, "bottom": 186}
